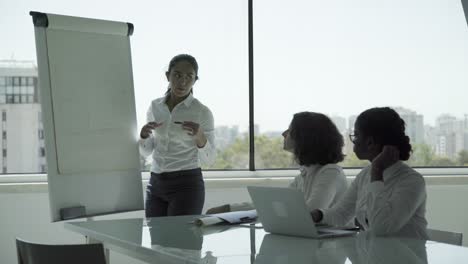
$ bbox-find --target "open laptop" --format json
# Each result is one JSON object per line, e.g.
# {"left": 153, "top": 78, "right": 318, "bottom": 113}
{"left": 247, "top": 186, "right": 357, "bottom": 238}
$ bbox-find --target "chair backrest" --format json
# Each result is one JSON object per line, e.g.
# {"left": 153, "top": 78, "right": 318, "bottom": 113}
{"left": 462, "top": 0, "right": 468, "bottom": 27}
{"left": 16, "top": 238, "right": 106, "bottom": 264}
{"left": 427, "top": 229, "right": 463, "bottom": 246}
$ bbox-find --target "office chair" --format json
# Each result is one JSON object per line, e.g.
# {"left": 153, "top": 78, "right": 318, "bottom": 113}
{"left": 16, "top": 238, "right": 107, "bottom": 264}
{"left": 462, "top": 0, "right": 468, "bottom": 28}
{"left": 427, "top": 228, "right": 463, "bottom": 246}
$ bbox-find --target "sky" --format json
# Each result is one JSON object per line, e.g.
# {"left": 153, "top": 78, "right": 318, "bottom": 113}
{"left": 1, "top": 0, "right": 468, "bottom": 133}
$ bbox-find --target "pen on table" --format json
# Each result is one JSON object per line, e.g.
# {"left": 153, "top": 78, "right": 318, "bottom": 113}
{"left": 174, "top": 121, "right": 183, "bottom": 124}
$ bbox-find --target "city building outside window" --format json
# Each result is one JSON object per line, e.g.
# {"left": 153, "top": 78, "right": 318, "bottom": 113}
{"left": 39, "top": 147, "right": 45, "bottom": 157}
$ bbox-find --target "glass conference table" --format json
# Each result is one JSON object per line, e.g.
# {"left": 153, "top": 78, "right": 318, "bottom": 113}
{"left": 65, "top": 215, "right": 468, "bottom": 264}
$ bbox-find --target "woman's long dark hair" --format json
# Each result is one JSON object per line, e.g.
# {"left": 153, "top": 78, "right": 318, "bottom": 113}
{"left": 290, "top": 112, "right": 344, "bottom": 166}
{"left": 355, "top": 107, "right": 412, "bottom": 160}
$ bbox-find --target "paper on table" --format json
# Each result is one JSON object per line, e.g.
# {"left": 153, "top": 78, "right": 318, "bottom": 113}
{"left": 194, "top": 210, "right": 257, "bottom": 226}
{"left": 195, "top": 216, "right": 224, "bottom": 226}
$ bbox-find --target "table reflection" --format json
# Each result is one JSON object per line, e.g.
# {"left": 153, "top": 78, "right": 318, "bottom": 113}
{"left": 252, "top": 231, "right": 428, "bottom": 264}
{"left": 66, "top": 217, "right": 468, "bottom": 264}
{"left": 146, "top": 217, "right": 239, "bottom": 264}
{"left": 343, "top": 232, "right": 427, "bottom": 264}
{"left": 254, "top": 233, "right": 347, "bottom": 264}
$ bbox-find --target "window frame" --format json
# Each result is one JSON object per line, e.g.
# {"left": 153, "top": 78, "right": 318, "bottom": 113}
{"left": 1, "top": 1, "right": 468, "bottom": 180}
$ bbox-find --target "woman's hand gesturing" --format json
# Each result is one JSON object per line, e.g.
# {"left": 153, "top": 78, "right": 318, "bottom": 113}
{"left": 140, "top": 122, "right": 163, "bottom": 139}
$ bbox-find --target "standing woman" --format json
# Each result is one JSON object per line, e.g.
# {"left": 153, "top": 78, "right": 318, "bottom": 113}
{"left": 139, "top": 54, "right": 216, "bottom": 217}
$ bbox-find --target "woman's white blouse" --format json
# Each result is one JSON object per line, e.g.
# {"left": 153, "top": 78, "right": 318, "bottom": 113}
{"left": 230, "top": 164, "right": 348, "bottom": 211}
{"left": 321, "top": 161, "right": 429, "bottom": 239}
{"left": 139, "top": 94, "right": 216, "bottom": 173}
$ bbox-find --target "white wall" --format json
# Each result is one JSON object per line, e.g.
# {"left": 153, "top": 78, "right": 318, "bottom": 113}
{"left": 0, "top": 178, "right": 467, "bottom": 264}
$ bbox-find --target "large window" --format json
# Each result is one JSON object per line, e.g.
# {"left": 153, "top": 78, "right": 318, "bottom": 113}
{"left": 1, "top": 0, "right": 248, "bottom": 173}
{"left": 254, "top": 0, "right": 468, "bottom": 168}
{"left": 0, "top": 0, "right": 467, "bottom": 174}
{"left": 128, "top": 1, "right": 250, "bottom": 170}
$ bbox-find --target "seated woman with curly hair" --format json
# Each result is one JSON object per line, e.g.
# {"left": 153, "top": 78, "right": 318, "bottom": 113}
{"left": 206, "top": 111, "right": 347, "bottom": 214}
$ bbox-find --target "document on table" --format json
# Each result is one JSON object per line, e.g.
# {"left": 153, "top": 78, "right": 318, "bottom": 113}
{"left": 194, "top": 210, "right": 257, "bottom": 226}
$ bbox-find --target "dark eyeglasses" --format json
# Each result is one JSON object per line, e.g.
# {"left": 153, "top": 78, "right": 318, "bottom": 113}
{"left": 349, "top": 133, "right": 358, "bottom": 143}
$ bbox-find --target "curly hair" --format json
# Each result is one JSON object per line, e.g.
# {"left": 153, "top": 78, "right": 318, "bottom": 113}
{"left": 355, "top": 107, "right": 412, "bottom": 160}
{"left": 290, "top": 112, "right": 344, "bottom": 166}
